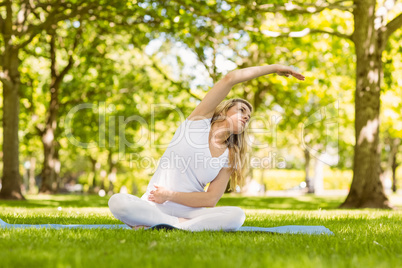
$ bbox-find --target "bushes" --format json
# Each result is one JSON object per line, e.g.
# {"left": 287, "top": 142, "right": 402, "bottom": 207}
{"left": 76, "top": 166, "right": 402, "bottom": 194}
{"left": 253, "top": 168, "right": 353, "bottom": 191}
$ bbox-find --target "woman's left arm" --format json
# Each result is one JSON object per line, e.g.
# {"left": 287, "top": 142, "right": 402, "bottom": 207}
{"left": 187, "top": 64, "right": 304, "bottom": 120}
{"left": 148, "top": 167, "right": 232, "bottom": 208}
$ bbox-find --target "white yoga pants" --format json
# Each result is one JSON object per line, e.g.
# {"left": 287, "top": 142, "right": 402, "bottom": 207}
{"left": 108, "top": 193, "right": 245, "bottom": 231}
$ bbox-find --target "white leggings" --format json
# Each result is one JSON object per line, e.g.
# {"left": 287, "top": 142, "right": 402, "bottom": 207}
{"left": 108, "top": 193, "right": 245, "bottom": 231}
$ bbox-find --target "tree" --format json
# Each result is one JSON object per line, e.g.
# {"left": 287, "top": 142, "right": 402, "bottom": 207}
{"left": 340, "top": 1, "right": 402, "bottom": 208}
{"left": 255, "top": 0, "right": 402, "bottom": 207}
{"left": 1, "top": 0, "right": 167, "bottom": 196}
{"left": 0, "top": 0, "right": 95, "bottom": 199}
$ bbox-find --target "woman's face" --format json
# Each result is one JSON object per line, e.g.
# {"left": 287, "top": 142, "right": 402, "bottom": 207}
{"left": 224, "top": 102, "right": 252, "bottom": 134}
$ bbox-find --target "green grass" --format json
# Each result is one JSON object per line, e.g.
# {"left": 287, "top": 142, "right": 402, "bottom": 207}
{"left": 1, "top": 194, "right": 402, "bottom": 268}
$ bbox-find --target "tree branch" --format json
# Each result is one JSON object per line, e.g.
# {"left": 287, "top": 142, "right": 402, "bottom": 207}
{"left": 150, "top": 57, "right": 202, "bottom": 101}
{"left": 0, "top": 14, "right": 4, "bottom": 35}
{"left": 310, "top": 28, "right": 352, "bottom": 39}
{"left": 229, "top": 0, "right": 354, "bottom": 14}
{"left": 58, "top": 25, "right": 82, "bottom": 80}
{"left": 93, "top": 13, "right": 162, "bottom": 28}
{"left": 18, "top": 2, "right": 96, "bottom": 49}
{"left": 50, "top": 33, "right": 57, "bottom": 78}
{"left": 385, "top": 13, "right": 402, "bottom": 41}
{"left": 192, "top": 44, "right": 214, "bottom": 81}
{"left": 175, "top": 0, "right": 352, "bottom": 41}
{"left": 245, "top": 26, "right": 352, "bottom": 40}
{"left": 35, "top": 125, "right": 45, "bottom": 137}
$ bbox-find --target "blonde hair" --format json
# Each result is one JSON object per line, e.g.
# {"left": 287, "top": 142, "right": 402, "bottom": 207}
{"left": 210, "top": 98, "right": 253, "bottom": 191}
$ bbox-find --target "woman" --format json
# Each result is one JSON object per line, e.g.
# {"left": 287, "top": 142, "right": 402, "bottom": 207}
{"left": 108, "top": 64, "right": 304, "bottom": 231}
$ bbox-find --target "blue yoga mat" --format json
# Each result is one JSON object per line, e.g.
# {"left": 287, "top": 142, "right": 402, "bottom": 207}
{"left": 0, "top": 218, "right": 333, "bottom": 235}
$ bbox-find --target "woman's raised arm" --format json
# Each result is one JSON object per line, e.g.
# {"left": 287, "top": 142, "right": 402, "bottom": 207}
{"left": 187, "top": 64, "right": 304, "bottom": 120}
{"left": 229, "top": 64, "right": 305, "bottom": 84}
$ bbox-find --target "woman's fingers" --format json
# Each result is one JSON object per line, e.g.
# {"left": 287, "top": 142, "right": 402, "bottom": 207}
{"left": 288, "top": 70, "right": 304, "bottom": 80}
{"left": 148, "top": 195, "right": 157, "bottom": 202}
{"left": 292, "top": 72, "right": 305, "bottom": 80}
{"left": 277, "top": 66, "right": 305, "bottom": 81}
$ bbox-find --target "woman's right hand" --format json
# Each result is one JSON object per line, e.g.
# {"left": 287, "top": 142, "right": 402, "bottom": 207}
{"left": 275, "top": 65, "right": 305, "bottom": 81}
{"left": 148, "top": 184, "right": 172, "bottom": 204}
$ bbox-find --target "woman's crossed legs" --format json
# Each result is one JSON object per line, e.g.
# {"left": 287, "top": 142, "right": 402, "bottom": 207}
{"left": 108, "top": 193, "right": 245, "bottom": 231}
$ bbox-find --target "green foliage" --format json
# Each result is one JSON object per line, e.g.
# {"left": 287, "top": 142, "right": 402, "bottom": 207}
{"left": 1, "top": 0, "right": 402, "bottom": 196}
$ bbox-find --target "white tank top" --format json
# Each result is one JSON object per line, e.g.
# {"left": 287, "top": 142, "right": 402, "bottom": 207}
{"left": 141, "top": 117, "right": 230, "bottom": 212}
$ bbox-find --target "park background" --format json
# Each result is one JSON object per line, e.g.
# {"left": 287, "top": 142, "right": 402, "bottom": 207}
{"left": 1, "top": 0, "right": 401, "bottom": 208}
{"left": 1, "top": 1, "right": 402, "bottom": 267}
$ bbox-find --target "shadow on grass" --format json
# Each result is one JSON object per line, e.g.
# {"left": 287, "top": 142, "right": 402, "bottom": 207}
{"left": 217, "top": 195, "right": 345, "bottom": 210}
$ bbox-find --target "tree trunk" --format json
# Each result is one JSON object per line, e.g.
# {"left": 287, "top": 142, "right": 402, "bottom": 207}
{"left": 380, "top": 136, "right": 400, "bottom": 193}
{"left": 39, "top": 33, "right": 73, "bottom": 193}
{"left": 107, "top": 150, "right": 117, "bottom": 193}
{"left": 313, "top": 156, "right": 324, "bottom": 195}
{"left": 341, "top": 0, "right": 391, "bottom": 208}
{"left": 391, "top": 153, "right": 398, "bottom": 193}
{"left": 0, "top": 45, "right": 24, "bottom": 200}
{"left": 259, "top": 168, "right": 266, "bottom": 195}
{"left": 39, "top": 81, "right": 61, "bottom": 193}
{"left": 305, "top": 148, "right": 313, "bottom": 193}
{"left": 239, "top": 166, "right": 254, "bottom": 194}
{"left": 28, "top": 157, "right": 37, "bottom": 194}
{"left": 88, "top": 156, "right": 99, "bottom": 193}
{"left": 390, "top": 138, "right": 401, "bottom": 193}
{"left": 108, "top": 167, "right": 117, "bottom": 194}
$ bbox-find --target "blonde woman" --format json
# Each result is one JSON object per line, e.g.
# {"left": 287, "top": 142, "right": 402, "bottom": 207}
{"left": 108, "top": 64, "right": 304, "bottom": 231}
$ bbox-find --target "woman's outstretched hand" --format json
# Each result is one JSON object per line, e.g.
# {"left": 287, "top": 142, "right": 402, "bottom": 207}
{"left": 148, "top": 184, "right": 172, "bottom": 204}
{"left": 275, "top": 65, "right": 305, "bottom": 81}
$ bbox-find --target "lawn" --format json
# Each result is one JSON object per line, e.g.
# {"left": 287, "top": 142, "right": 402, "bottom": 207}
{"left": 1, "top": 194, "right": 401, "bottom": 268}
